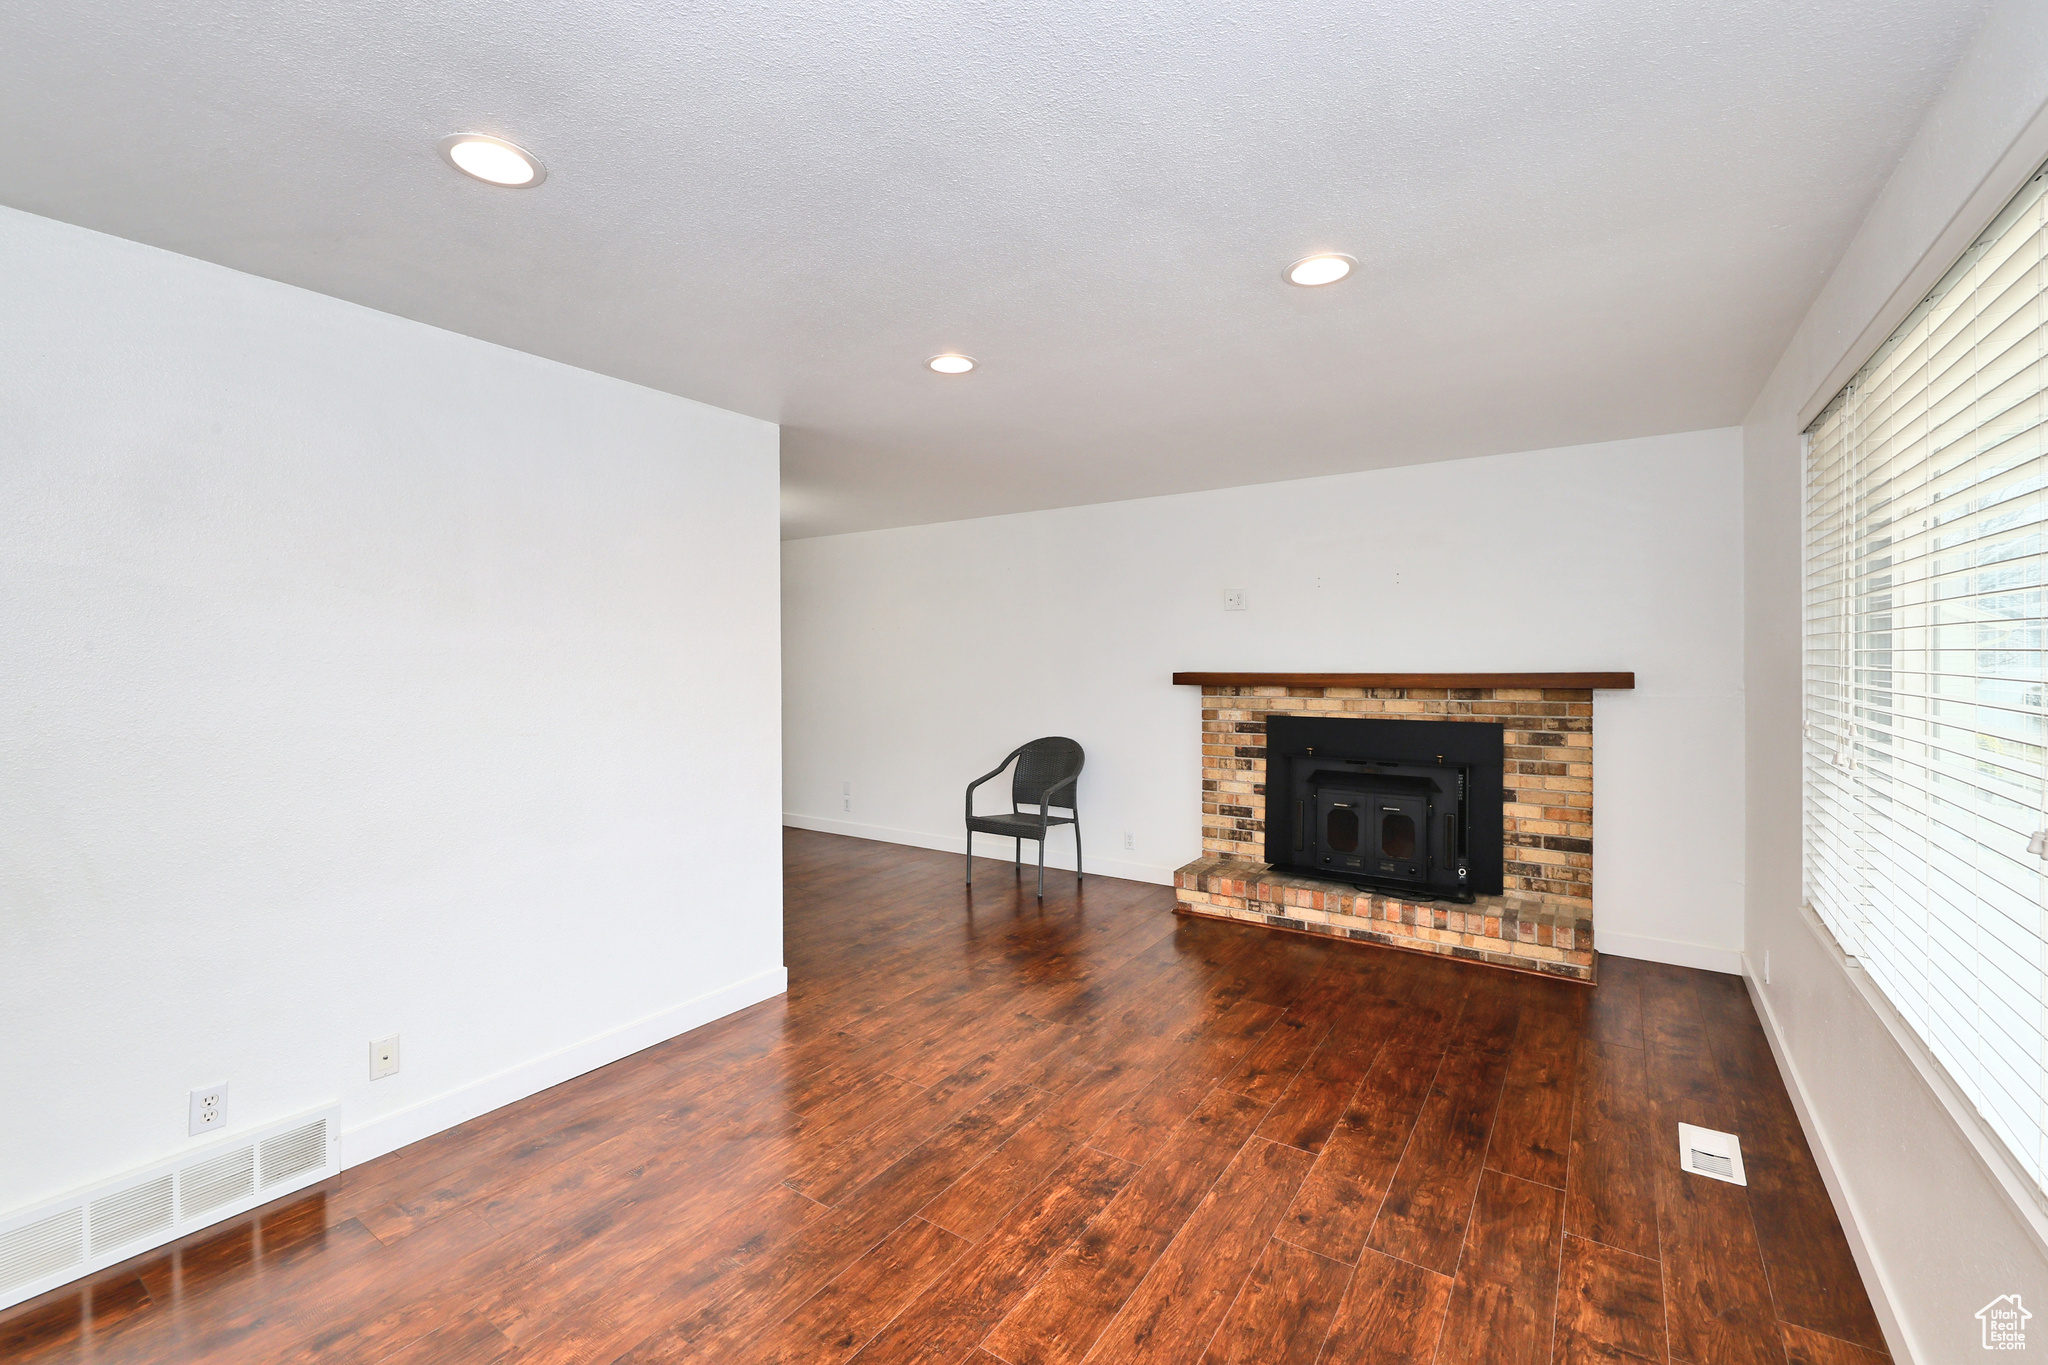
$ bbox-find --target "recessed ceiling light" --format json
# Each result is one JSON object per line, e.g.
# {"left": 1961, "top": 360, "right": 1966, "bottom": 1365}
{"left": 927, "top": 354, "right": 976, "bottom": 374}
{"left": 1285, "top": 253, "right": 1355, "bottom": 287}
{"left": 438, "top": 134, "right": 546, "bottom": 188}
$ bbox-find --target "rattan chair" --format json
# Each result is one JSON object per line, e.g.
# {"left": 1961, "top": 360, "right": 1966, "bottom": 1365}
{"left": 965, "top": 736, "right": 1085, "bottom": 898}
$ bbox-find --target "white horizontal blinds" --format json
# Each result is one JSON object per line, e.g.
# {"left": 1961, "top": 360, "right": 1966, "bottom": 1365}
{"left": 1804, "top": 162, "right": 2048, "bottom": 1190}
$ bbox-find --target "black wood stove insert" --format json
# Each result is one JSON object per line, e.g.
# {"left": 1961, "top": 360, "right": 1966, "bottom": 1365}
{"left": 1263, "top": 714, "right": 1504, "bottom": 903}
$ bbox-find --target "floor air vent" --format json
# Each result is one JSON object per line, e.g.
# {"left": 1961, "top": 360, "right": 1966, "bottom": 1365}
{"left": 1677, "top": 1122, "right": 1747, "bottom": 1186}
{"left": 0, "top": 1103, "right": 339, "bottom": 1313}
{"left": 1690, "top": 1149, "right": 1734, "bottom": 1179}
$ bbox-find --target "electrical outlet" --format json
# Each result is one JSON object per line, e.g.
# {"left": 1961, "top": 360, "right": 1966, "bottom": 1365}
{"left": 1223, "top": 589, "right": 1248, "bottom": 611}
{"left": 1123, "top": 832, "right": 1136, "bottom": 851}
{"left": 189, "top": 1082, "right": 228, "bottom": 1136}
{"left": 1763, "top": 950, "right": 1771, "bottom": 985}
{"left": 842, "top": 780, "right": 852, "bottom": 814}
{"left": 371, "top": 1034, "right": 401, "bottom": 1080}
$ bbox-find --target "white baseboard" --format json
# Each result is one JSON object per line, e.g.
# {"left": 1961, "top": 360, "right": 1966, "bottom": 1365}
{"left": 782, "top": 811, "right": 1178, "bottom": 885}
{"left": 340, "top": 965, "right": 788, "bottom": 1170}
{"left": 1741, "top": 952, "right": 1915, "bottom": 1363}
{"left": 1595, "top": 930, "right": 1743, "bottom": 974}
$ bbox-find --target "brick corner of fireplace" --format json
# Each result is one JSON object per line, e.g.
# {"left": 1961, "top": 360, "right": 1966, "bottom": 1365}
{"left": 1176, "top": 673, "right": 1618, "bottom": 985}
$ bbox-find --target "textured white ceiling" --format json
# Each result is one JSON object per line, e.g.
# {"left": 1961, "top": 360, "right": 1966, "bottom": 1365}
{"left": 0, "top": 0, "right": 1991, "bottom": 537}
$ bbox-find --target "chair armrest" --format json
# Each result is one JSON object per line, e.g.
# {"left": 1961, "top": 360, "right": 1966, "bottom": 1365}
{"left": 965, "top": 754, "right": 1017, "bottom": 820}
{"left": 1039, "top": 774, "right": 1078, "bottom": 828}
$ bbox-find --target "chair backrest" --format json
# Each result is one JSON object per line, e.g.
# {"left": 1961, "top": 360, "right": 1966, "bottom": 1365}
{"left": 1012, "top": 736, "right": 1085, "bottom": 810}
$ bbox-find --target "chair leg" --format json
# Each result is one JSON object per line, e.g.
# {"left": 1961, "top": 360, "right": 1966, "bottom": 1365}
{"left": 1037, "top": 836, "right": 1046, "bottom": 898}
{"left": 1014, "top": 837, "right": 1021, "bottom": 875}
{"left": 1074, "top": 820, "right": 1083, "bottom": 882}
{"left": 965, "top": 826, "right": 972, "bottom": 886}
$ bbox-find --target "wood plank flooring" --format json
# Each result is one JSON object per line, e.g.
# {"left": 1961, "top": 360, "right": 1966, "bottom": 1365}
{"left": 0, "top": 829, "right": 1889, "bottom": 1364}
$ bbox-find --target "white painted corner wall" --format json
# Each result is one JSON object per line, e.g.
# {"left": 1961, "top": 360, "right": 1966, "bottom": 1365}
{"left": 0, "top": 205, "right": 786, "bottom": 1217}
{"left": 783, "top": 428, "right": 1745, "bottom": 972}
{"left": 1741, "top": 0, "right": 2048, "bottom": 1356}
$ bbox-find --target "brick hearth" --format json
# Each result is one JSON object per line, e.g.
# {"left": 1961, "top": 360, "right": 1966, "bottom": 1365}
{"left": 1173, "top": 678, "right": 1616, "bottom": 982}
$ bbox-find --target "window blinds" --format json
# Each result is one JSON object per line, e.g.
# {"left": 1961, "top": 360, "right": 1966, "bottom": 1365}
{"left": 1805, "top": 161, "right": 2048, "bottom": 1190}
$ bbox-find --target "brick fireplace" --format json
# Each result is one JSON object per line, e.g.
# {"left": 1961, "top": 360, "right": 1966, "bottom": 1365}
{"left": 1170, "top": 672, "right": 1634, "bottom": 984}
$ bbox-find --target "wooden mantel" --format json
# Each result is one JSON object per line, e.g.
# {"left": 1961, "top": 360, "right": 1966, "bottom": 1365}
{"left": 1171, "top": 671, "right": 1635, "bottom": 690}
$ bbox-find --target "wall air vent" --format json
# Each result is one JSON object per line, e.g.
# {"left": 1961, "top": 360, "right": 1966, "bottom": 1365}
{"left": 179, "top": 1146, "right": 255, "bottom": 1220}
{"left": 1677, "top": 1121, "right": 1747, "bottom": 1186}
{"left": 259, "top": 1119, "right": 328, "bottom": 1188}
{"left": 0, "top": 1103, "right": 340, "bottom": 1313}
{"left": 0, "top": 1209, "right": 84, "bottom": 1299}
{"left": 88, "top": 1176, "right": 174, "bottom": 1256}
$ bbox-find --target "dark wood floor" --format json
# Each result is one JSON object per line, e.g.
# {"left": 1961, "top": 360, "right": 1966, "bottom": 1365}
{"left": 3, "top": 829, "right": 1889, "bottom": 1365}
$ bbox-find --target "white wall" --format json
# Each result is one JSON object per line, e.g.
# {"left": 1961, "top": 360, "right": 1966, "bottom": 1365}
{"left": 784, "top": 428, "right": 1744, "bottom": 970}
{"left": 0, "top": 206, "right": 785, "bottom": 1212}
{"left": 1742, "top": 0, "right": 2048, "bottom": 1356}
